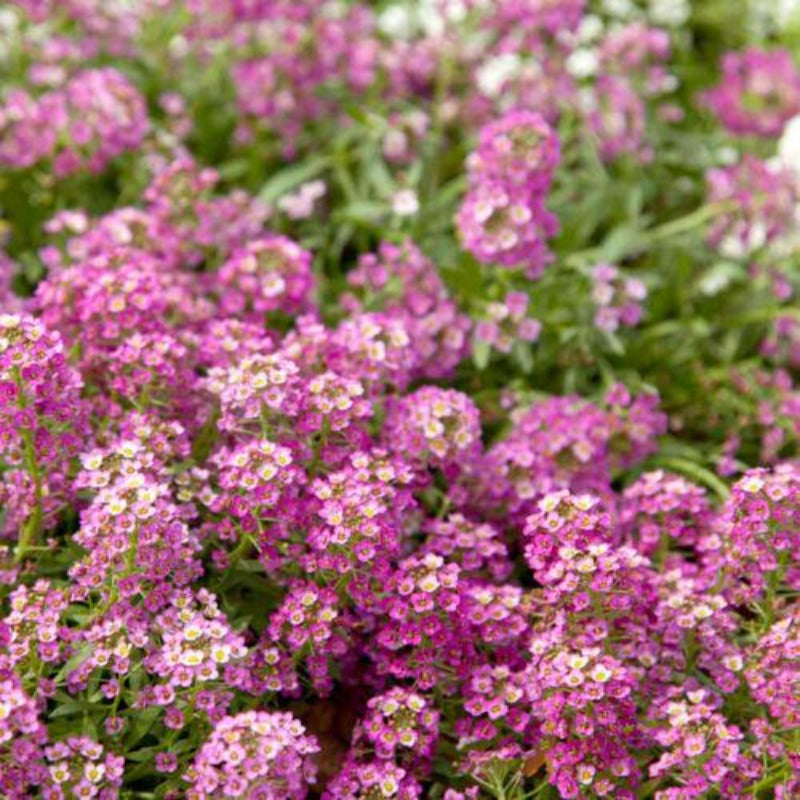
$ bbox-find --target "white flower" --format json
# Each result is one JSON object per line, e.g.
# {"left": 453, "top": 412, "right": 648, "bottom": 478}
{"left": 378, "top": 5, "right": 415, "bottom": 40}
{"left": 444, "top": 0, "right": 468, "bottom": 23}
{"left": 648, "top": 0, "right": 691, "bottom": 27}
{"left": 693, "top": 604, "right": 713, "bottom": 620}
{"left": 418, "top": 573, "right": 440, "bottom": 593}
{"left": 180, "top": 649, "right": 205, "bottom": 666}
{"left": 0, "top": 8, "right": 18, "bottom": 35}
{"left": 106, "top": 496, "right": 127, "bottom": 516}
{"left": 752, "top": 0, "right": 800, "bottom": 31}
{"left": 723, "top": 654, "right": 743, "bottom": 672}
{"left": 590, "top": 663, "right": 613, "bottom": 683}
{"left": 741, "top": 476, "right": 764, "bottom": 494}
{"left": 568, "top": 654, "right": 588, "bottom": 670}
{"left": 49, "top": 763, "right": 71, "bottom": 784}
{"left": 576, "top": 557, "right": 596, "bottom": 574}
{"left": 418, "top": 0, "right": 446, "bottom": 37}
{"left": 84, "top": 762, "right": 106, "bottom": 784}
{"left": 183, "top": 624, "right": 203, "bottom": 642}
{"left": 716, "top": 146, "right": 739, "bottom": 166}
{"left": 578, "top": 14, "right": 604, "bottom": 43}
{"left": 168, "top": 34, "right": 189, "bottom": 59}
{"left": 380, "top": 777, "right": 399, "bottom": 797}
{"left": 577, "top": 764, "right": 596, "bottom": 785}
{"left": 602, "top": 0, "right": 636, "bottom": 18}
{"left": 776, "top": 0, "right": 800, "bottom": 28}
{"left": 211, "top": 645, "right": 231, "bottom": 664}
{"left": 718, "top": 235, "right": 747, "bottom": 261}
{"left": 392, "top": 189, "right": 419, "bottom": 216}
{"left": 778, "top": 114, "right": 800, "bottom": 174}
{"left": 477, "top": 53, "right": 522, "bottom": 98}
{"left": 566, "top": 48, "right": 599, "bottom": 79}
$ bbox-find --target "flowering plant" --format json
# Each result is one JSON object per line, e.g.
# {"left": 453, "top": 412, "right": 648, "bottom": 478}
{"left": 0, "top": 1, "right": 798, "bottom": 798}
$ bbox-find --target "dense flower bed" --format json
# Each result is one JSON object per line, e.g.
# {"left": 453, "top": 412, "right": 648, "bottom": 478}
{"left": 0, "top": 1, "right": 798, "bottom": 798}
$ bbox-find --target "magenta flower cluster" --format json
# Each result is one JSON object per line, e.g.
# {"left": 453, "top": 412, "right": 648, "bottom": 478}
{"left": 590, "top": 264, "right": 647, "bottom": 333}
{"left": 703, "top": 48, "right": 800, "bottom": 138}
{"left": 0, "top": 2, "right": 796, "bottom": 799}
{"left": 0, "top": 68, "right": 148, "bottom": 176}
{"left": 457, "top": 111, "right": 560, "bottom": 278}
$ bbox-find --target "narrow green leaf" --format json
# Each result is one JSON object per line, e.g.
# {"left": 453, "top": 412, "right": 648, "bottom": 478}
{"left": 258, "top": 156, "right": 331, "bottom": 203}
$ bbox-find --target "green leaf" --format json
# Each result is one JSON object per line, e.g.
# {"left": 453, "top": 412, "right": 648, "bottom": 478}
{"left": 217, "top": 159, "right": 251, "bottom": 181}
{"left": 125, "top": 706, "right": 162, "bottom": 748}
{"left": 258, "top": 156, "right": 331, "bottom": 203}
{"left": 442, "top": 252, "right": 483, "bottom": 301}
{"left": 333, "top": 201, "right": 387, "bottom": 226}
{"left": 191, "top": 408, "right": 220, "bottom": 462}
{"left": 53, "top": 645, "right": 93, "bottom": 683}
{"left": 49, "top": 700, "right": 89, "bottom": 719}
{"left": 425, "top": 175, "right": 468, "bottom": 213}
{"left": 601, "top": 329, "right": 625, "bottom": 355}
{"left": 21, "top": 254, "right": 45, "bottom": 285}
{"left": 126, "top": 747, "right": 159, "bottom": 763}
{"left": 599, "top": 225, "right": 643, "bottom": 263}
{"left": 341, "top": 102, "right": 370, "bottom": 126}
{"left": 697, "top": 261, "right": 746, "bottom": 296}
{"left": 648, "top": 456, "right": 731, "bottom": 500}
{"left": 472, "top": 339, "right": 491, "bottom": 370}
{"left": 512, "top": 342, "right": 533, "bottom": 374}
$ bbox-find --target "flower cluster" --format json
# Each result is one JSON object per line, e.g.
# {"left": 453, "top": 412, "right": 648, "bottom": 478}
{"left": 209, "top": 438, "right": 303, "bottom": 523}
{"left": 0, "top": 668, "right": 47, "bottom": 797}
{"left": 647, "top": 686, "right": 758, "bottom": 797}
{"left": 745, "top": 608, "right": 799, "bottom": 730}
{"left": 216, "top": 236, "right": 316, "bottom": 321}
{"left": 619, "top": 470, "right": 713, "bottom": 562}
{"left": 372, "top": 553, "right": 469, "bottom": 690}
{"left": 458, "top": 389, "right": 665, "bottom": 525}
{"left": 383, "top": 387, "right": 482, "bottom": 473}
{"left": 706, "top": 156, "right": 800, "bottom": 260}
{"left": 421, "top": 514, "right": 512, "bottom": 582}
{"left": 0, "top": 2, "right": 799, "bottom": 799}
{"left": 590, "top": 263, "right": 647, "bottom": 333}
{"left": 344, "top": 241, "right": 470, "bottom": 381}
{"left": 457, "top": 111, "right": 560, "bottom": 277}
{"left": 586, "top": 75, "right": 650, "bottom": 163}
{"left": 143, "top": 590, "right": 247, "bottom": 691}
{"left": 263, "top": 581, "right": 353, "bottom": 696}
{"left": 224, "top": 6, "right": 377, "bottom": 153}
{"left": 353, "top": 688, "right": 440, "bottom": 769}
{"left": 185, "top": 711, "right": 319, "bottom": 799}
{"left": 474, "top": 292, "right": 541, "bottom": 354}
{"left": 712, "top": 465, "right": 800, "bottom": 604}
{"left": 0, "top": 68, "right": 148, "bottom": 176}
{"left": 0, "top": 314, "right": 87, "bottom": 542}
{"left": 40, "top": 736, "right": 125, "bottom": 799}
{"left": 324, "top": 758, "right": 422, "bottom": 800}
{"left": 457, "top": 663, "right": 530, "bottom": 749}
{"left": 703, "top": 47, "right": 800, "bottom": 137}
{"left": 525, "top": 631, "right": 643, "bottom": 798}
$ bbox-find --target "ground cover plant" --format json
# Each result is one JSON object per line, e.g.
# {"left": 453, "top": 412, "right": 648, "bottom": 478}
{"left": 0, "top": 0, "right": 798, "bottom": 797}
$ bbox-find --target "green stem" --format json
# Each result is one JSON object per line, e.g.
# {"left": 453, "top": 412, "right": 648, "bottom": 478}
{"left": 655, "top": 530, "right": 670, "bottom": 572}
{"left": 212, "top": 529, "right": 254, "bottom": 592}
{"left": 14, "top": 368, "right": 44, "bottom": 564}
{"left": 761, "top": 549, "right": 789, "bottom": 630}
{"left": 565, "top": 201, "right": 733, "bottom": 269}
{"left": 647, "top": 455, "right": 731, "bottom": 501}
{"left": 644, "top": 201, "right": 733, "bottom": 244}
{"left": 685, "top": 629, "right": 699, "bottom": 672}
{"left": 420, "top": 52, "right": 454, "bottom": 209}
{"left": 126, "top": 524, "right": 140, "bottom": 575}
